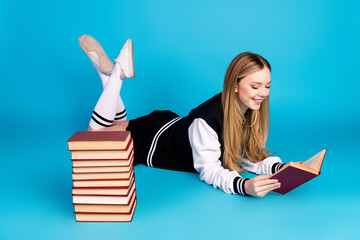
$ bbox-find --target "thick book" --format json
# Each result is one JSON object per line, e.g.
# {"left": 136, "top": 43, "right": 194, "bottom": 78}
{"left": 75, "top": 199, "right": 137, "bottom": 222}
{"left": 70, "top": 139, "right": 133, "bottom": 160}
{"left": 73, "top": 171, "right": 134, "bottom": 187}
{"left": 71, "top": 149, "right": 134, "bottom": 167}
{"left": 72, "top": 179, "right": 135, "bottom": 196}
{"left": 67, "top": 131, "right": 131, "bottom": 150}
{"left": 270, "top": 149, "right": 327, "bottom": 194}
{"left": 72, "top": 161, "right": 133, "bottom": 173}
{"left": 72, "top": 170, "right": 133, "bottom": 180}
{"left": 72, "top": 184, "right": 136, "bottom": 205}
{"left": 74, "top": 191, "right": 137, "bottom": 213}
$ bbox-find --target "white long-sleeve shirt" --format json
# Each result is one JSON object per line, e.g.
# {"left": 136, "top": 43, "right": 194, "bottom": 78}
{"left": 189, "top": 117, "right": 284, "bottom": 195}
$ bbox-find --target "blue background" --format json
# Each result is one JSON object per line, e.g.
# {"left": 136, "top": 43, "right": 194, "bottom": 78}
{"left": 1, "top": 0, "right": 359, "bottom": 239}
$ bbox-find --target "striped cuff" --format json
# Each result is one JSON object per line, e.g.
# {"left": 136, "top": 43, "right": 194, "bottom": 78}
{"left": 233, "top": 177, "right": 250, "bottom": 196}
{"left": 115, "top": 109, "right": 127, "bottom": 121}
{"left": 271, "top": 162, "right": 285, "bottom": 174}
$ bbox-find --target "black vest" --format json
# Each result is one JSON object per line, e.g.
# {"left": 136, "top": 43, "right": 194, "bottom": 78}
{"left": 152, "top": 93, "right": 224, "bottom": 172}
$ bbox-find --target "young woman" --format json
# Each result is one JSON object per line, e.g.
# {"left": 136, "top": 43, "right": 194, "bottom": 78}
{"left": 79, "top": 34, "right": 286, "bottom": 198}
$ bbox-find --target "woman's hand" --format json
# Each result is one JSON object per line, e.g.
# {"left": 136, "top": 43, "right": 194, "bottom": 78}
{"left": 244, "top": 175, "right": 281, "bottom": 197}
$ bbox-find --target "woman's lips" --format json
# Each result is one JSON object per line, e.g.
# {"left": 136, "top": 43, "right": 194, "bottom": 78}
{"left": 253, "top": 99, "right": 262, "bottom": 104}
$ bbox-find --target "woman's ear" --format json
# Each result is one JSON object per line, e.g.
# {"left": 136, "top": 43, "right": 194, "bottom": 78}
{"left": 235, "top": 83, "right": 239, "bottom": 93}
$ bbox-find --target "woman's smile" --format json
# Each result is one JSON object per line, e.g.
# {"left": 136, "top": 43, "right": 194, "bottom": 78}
{"left": 253, "top": 99, "right": 263, "bottom": 105}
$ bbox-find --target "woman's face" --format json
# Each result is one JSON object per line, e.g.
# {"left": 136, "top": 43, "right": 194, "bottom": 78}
{"left": 235, "top": 67, "right": 271, "bottom": 114}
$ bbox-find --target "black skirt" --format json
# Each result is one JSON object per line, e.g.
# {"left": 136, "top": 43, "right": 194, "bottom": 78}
{"left": 126, "top": 110, "right": 180, "bottom": 166}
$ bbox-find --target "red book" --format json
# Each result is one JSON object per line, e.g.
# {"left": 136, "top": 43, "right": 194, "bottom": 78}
{"left": 72, "top": 178, "right": 136, "bottom": 196}
{"left": 69, "top": 139, "right": 133, "bottom": 160}
{"left": 67, "top": 131, "right": 131, "bottom": 150}
{"left": 72, "top": 154, "right": 134, "bottom": 173}
{"left": 74, "top": 198, "right": 137, "bottom": 222}
{"left": 73, "top": 190, "right": 137, "bottom": 214}
{"left": 72, "top": 169, "right": 133, "bottom": 180}
{"left": 73, "top": 171, "right": 134, "bottom": 187}
{"left": 270, "top": 149, "right": 327, "bottom": 194}
{"left": 71, "top": 149, "right": 134, "bottom": 167}
{"left": 72, "top": 183, "right": 136, "bottom": 205}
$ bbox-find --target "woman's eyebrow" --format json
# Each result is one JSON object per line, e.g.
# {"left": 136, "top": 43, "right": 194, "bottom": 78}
{"left": 252, "top": 81, "right": 272, "bottom": 84}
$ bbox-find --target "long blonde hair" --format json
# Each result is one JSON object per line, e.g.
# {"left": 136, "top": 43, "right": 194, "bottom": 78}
{"left": 222, "top": 52, "right": 274, "bottom": 173}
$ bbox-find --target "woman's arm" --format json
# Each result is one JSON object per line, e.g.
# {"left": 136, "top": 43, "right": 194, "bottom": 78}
{"left": 188, "top": 118, "right": 281, "bottom": 197}
{"left": 189, "top": 118, "right": 248, "bottom": 195}
{"left": 240, "top": 156, "right": 286, "bottom": 175}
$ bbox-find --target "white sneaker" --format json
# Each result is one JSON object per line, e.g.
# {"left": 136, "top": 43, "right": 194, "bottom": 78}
{"left": 79, "top": 35, "right": 113, "bottom": 73}
{"left": 115, "top": 39, "right": 135, "bottom": 79}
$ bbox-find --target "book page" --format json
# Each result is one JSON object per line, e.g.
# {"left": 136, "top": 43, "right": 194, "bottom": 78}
{"left": 302, "top": 151, "right": 323, "bottom": 170}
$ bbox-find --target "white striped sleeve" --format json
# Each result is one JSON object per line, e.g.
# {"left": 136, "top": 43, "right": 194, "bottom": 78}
{"left": 240, "top": 156, "right": 285, "bottom": 175}
{"left": 188, "top": 118, "right": 248, "bottom": 195}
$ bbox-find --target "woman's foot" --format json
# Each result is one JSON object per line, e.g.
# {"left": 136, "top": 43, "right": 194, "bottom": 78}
{"left": 79, "top": 35, "right": 114, "bottom": 73}
{"left": 115, "top": 39, "right": 135, "bottom": 79}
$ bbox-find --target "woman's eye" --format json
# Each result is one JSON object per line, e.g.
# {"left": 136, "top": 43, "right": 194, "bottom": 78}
{"left": 251, "top": 86, "right": 270, "bottom": 89}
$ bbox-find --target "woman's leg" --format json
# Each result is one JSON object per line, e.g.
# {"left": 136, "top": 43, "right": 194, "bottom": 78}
{"left": 88, "top": 62, "right": 124, "bottom": 130}
{"left": 92, "top": 56, "right": 127, "bottom": 122}
{"left": 88, "top": 120, "right": 129, "bottom": 131}
{"left": 91, "top": 60, "right": 128, "bottom": 122}
{"left": 81, "top": 37, "right": 134, "bottom": 130}
{"left": 79, "top": 35, "right": 130, "bottom": 126}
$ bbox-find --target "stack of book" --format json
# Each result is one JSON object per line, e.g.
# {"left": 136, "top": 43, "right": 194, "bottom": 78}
{"left": 67, "top": 131, "right": 136, "bottom": 222}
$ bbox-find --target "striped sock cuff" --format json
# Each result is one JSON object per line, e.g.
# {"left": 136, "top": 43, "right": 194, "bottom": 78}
{"left": 233, "top": 177, "right": 250, "bottom": 196}
{"left": 115, "top": 109, "right": 127, "bottom": 121}
{"left": 271, "top": 162, "right": 285, "bottom": 174}
{"left": 90, "top": 111, "right": 114, "bottom": 128}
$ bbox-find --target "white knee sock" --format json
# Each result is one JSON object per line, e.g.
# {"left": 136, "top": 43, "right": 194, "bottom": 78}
{"left": 96, "top": 67, "right": 127, "bottom": 123}
{"left": 89, "top": 63, "right": 126, "bottom": 130}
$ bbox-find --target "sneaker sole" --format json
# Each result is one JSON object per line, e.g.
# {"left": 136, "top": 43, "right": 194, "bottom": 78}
{"left": 125, "top": 39, "right": 135, "bottom": 78}
{"left": 79, "top": 35, "right": 114, "bottom": 73}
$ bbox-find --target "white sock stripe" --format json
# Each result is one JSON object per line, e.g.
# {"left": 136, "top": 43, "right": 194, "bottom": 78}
{"left": 92, "top": 111, "right": 114, "bottom": 123}
{"left": 146, "top": 117, "right": 182, "bottom": 167}
{"left": 115, "top": 111, "right": 127, "bottom": 119}
{"left": 116, "top": 109, "right": 126, "bottom": 116}
{"left": 91, "top": 116, "right": 113, "bottom": 127}
{"left": 114, "top": 113, "right": 127, "bottom": 121}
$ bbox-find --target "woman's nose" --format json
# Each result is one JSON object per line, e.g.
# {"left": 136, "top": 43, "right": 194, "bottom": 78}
{"left": 259, "top": 87, "right": 268, "bottom": 97}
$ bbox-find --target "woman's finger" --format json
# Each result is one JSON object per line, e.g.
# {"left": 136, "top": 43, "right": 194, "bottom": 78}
{"left": 253, "top": 175, "right": 271, "bottom": 180}
{"left": 253, "top": 179, "right": 279, "bottom": 188}
{"left": 255, "top": 182, "right": 281, "bottom": 194}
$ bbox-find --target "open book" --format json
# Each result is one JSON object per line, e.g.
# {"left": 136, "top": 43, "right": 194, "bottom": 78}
{"left": 270, "top": 149, "right": 327, "bottom": 194}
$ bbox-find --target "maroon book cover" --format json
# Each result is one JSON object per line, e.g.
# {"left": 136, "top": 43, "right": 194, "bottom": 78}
{"left": 270, "top": 165, "right": 318, "bottom": 194}
{"left": 67, "top": 131, "right": 130, "bottom": 142}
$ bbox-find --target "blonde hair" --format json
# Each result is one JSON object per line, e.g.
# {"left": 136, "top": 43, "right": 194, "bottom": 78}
{"left": 222, "top": 52, "right": 274, "bottom": 173}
